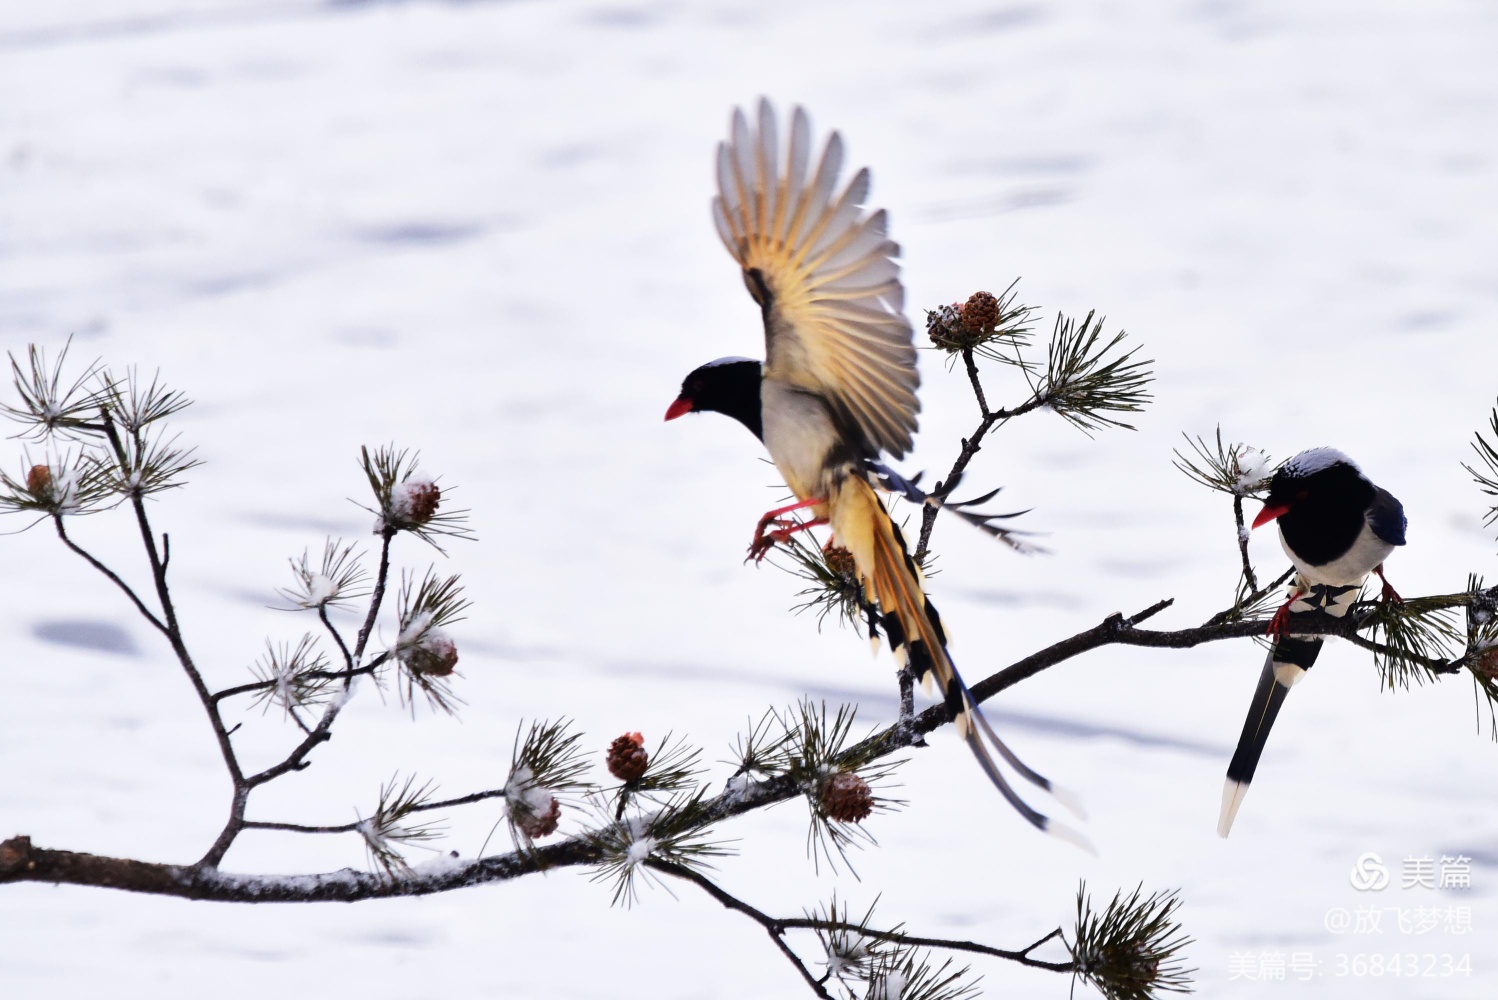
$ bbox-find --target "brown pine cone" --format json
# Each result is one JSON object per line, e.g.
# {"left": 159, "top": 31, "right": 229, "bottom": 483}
{"left": 515, "top": 795, "right": 560, "bottom": 838}
{"left": 403, "top": 635, "right": 459, "bottom": 676}
{"left": 607, "top": 732, "right": 649, "bottom": 782}
{"left": 925, "top": 303, "right": 966, "bottom": 350}
{"left": 959, "top": 290, "right": 1000, "bottom": 335}
{"left": 1476, "top": 646, "right": 1498, "bottom": 682}
{"left": 820, "top": 771, "right": 874, "bottom": 823}
{"left": 25, "top": 464, "right": 52, "bottom": 496}
{"left": 822, "top": 544, "right": 856, "bottom": 577}
{"left": 393, "top": 480, "right": 441, "bottom": 524}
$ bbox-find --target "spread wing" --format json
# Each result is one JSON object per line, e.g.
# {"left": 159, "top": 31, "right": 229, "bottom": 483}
{"left": 711, "top": 99, "right": 919, "bottom": 458}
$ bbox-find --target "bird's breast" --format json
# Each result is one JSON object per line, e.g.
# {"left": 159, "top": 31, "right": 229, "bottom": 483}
{"left": 1281, "top": 518, "right": 1396, "bottom": 587}
{"left": 760, "top": 379, "right": 845, "bottom": 502}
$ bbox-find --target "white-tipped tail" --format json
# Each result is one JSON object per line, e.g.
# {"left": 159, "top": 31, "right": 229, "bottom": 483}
{"left": 1218, "top": 778, "right": 1250, "bottom": 838}
{"left": 954, "top": 706, "right": 971, "bottom": 739}
{"left": 1045, "top": 819, "right": 1099, "bottom": 858}
{"left": 1048, "top": 782, "right": 1089, "bottom": 822}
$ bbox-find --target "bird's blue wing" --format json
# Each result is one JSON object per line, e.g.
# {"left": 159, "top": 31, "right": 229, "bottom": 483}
{"left": 1368, "top": 487, "right": 1407, "bottom": 546}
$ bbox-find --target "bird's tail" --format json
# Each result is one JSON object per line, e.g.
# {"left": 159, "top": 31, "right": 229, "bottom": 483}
{"left": 1218, "top": 634, "right": 1323, "bottom": 837}
{"left": 829, "top": 474, "right": 1091, "bottom": 851}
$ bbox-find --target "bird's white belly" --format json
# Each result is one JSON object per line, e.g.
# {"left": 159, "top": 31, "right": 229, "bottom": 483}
{"left": 760, "top": 379, "right": 840, "bottom": 500}
{"left": 1283, "top": 520, "right": 1395, "bottom": 587}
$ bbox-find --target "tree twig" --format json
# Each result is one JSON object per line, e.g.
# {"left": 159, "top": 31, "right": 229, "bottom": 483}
{"left": 1232, "top": 495, "right": 1258, "bottom": 594}
{"left": 645, "top": 860, "right": 836, "bottom": 998}
{"left": 52, "top": 516, "right": 167, "bottom": 635}
{"left": 913, "top": 348, "right": 1049, "bottom": 564}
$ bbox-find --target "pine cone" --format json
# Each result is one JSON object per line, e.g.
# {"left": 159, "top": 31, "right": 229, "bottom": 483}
{"left": 1476, "top": 646, "right": 1498, "bottom": 682}
{"left": 25, "top": 464, "right": 52, "bottom": 496}
{"left": 516, "top": 795, "right": 560, "bottom": 838}
{"left": 822, "top": 544, "right": 856, "bottom": 577}
{"left": 404, "top": 635, "right": 459, "bottom": 676}
{"left": 960, "top": 290, "right": 1001, "bottom": 334}
{"left": 925, "top": 303, "right": 967, "bottom": 350}
{"left": 607, "top": 732, "right": 649, "bottom": 782}
{"left": 392, "top": 480, "right": 441, "bottom": 525}
{"left": 820, "top": 771, "right": 874, "bottom": 823}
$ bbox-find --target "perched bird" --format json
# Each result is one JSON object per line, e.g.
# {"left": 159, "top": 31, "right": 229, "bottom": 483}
{"left": 1218, "top": 447, "right": 1406, "bottom": 837}
{"left": 665, "top": 100, "right": 1086, "bottom": 848}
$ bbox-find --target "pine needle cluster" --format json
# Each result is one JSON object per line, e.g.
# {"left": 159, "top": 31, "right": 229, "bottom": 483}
{"left": 392, "top": 569, "right": 472, "bottom": 715}
{"left": 247, "top": 635, "right": 336, "bottom": 718}
{"left": 1463, "top": 402, "right": 1498, "bottom": 539}
{"left": 807, "top": 897, "right": 983, "bottom": 1000}
{"left": 1029, "top": 311, "right": 1153, "bottom": 434}
{"left": 586, "top": 791, "right": 730, "bottom": 907}
{"left": 1172, "top": 429, "right": 1273, "bottom": 498}
{"left": 277, "top": 539, "right": 370, "bottom": 611}
{"left": 729, "top": 701, "right": 904, "bottom": 873}
{"left": 773, "top": 534, "right": 871, "bottom": 633}
{"left": 1361, "top": 595, "right": 1463, "bottom": 691}
{"left": 1069, "top": 883, "right": 1193, "bottom": 1000}
{"left": 499, "top": 719, "right": 591, "bottom": 850}
{"left": 359, "top": 444, "right": 473, "bottom": 550}
{"left": 0, "top": 343, "right": 202, "bottom": 520}
{"left": 357, "top": 774, "right": 446, "bottom": 878}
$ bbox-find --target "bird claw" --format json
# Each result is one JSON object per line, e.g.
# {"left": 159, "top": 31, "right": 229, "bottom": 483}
{"left": 1266, "top": 590, "right": 1304, "bottom": 640}
{"left": 745, "top": 519, "right": 796, "bottom": 563}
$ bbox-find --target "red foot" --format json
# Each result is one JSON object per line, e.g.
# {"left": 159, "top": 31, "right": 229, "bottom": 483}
{"left": 747, "top": 497, "right": 825, "bottom": 562}
{"left": 1266, "top": 589, "right": 1305, "bottom": 640}
{"left": 1375, "top": 564, "right": 1403, "bottom": 604}
{"left": 748, "top": 516, "right": 828, "bottom": 563}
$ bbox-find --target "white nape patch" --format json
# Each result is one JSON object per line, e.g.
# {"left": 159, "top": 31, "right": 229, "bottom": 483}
{"left": 1048, "top": 783, "right": 1089, "bottom": 822}
{"left": 1218, "top": 778, "right": 1250, "bottom": 838}
{"left": 1044, "top": 819, "right": 1098, "bottom": 857}
{"left": 703, "top": 355, "right": 756, "bottom": 368}
{"left": 1272, "top": 661, "right": 1307, "bottom": 687}
{"left": 1281, "top": 447, "right": 1359, "bottom": 478}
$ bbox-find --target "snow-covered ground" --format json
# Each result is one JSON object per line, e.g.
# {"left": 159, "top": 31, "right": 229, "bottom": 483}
{"left": 2, "top": 1, "right": 1496, "bottom": 996}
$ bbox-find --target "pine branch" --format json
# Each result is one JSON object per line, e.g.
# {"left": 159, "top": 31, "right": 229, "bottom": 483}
{"left": 8, "top": 584, "right": 1496, "bottom": 912}
{"left": 649, "top": 863, "right": 1084, "bottom": 1000}
{"left": 914, "top": 291, "right": 1151, "bottom": 564}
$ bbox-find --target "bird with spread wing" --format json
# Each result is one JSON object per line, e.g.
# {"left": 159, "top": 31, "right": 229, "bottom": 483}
{"left": 665, "top": 100, "right": 1088, "bottom": 849}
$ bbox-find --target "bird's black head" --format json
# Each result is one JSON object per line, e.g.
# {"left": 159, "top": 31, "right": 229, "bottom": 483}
{"left": 664, "top": 357, "right": 764, "bottom": 441}
{"left": 1252, "top": 448, "right": 1375, "bottom": 560}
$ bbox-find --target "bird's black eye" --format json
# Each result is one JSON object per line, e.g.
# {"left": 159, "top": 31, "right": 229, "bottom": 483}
{"left": 1296, "top": 489, "right": 1309, "bottom": 502}
{"left": 692, "top": 380, "right": 704, "bottom": 392}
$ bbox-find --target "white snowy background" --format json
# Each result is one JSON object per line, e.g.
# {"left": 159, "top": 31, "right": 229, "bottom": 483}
{"left": 2, "top": 0, "right": 1496, "bottom": 996}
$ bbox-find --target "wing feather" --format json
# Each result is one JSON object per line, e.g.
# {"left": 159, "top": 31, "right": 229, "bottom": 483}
{"left": 714, "top": 103, "right": 918, "bottom": 457}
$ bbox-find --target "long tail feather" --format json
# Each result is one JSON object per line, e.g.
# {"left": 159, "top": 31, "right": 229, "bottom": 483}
{"left": 866, "top": 460, "right": 1043, "bottom": 554}
{"left": 831, "top": 474, "right": 1086, "bottom": 844}
{"left": 1218, "top": 636, "right": 1321, "bottom": 837}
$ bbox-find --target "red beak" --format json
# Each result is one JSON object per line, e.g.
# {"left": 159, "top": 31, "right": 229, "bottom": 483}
{"left": 1251, "top": 502, "right": 1292, "bottom": 529}
{"left": 664, "top": 396, "right": 694, "bottom": 421}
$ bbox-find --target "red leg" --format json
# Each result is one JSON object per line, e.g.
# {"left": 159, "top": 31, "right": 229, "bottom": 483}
{"left": 1266, "top": 589, "right": 1305, "bottom": 640}
{"left": 749, "top": 497, "right": 825, "bottom": 556}
{"left": 1374, "top": 564, "right": 1403, "bottom": 603}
